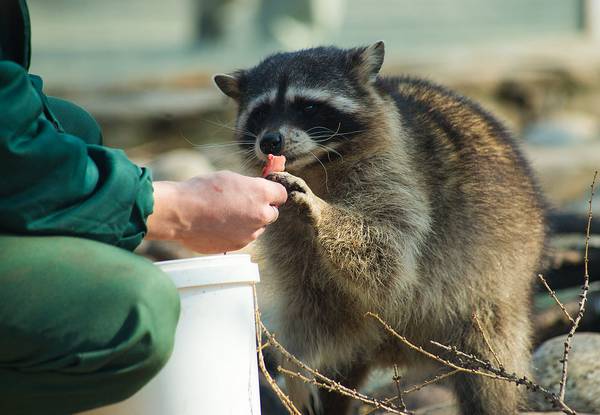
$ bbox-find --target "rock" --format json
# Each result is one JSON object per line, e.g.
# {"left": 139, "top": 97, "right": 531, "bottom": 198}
{"left": 523, "top": 142, "right": 600, "bottom": 207}
{"left": 531, "top": 333, "right": 600, "bottom": 413}
{"left": 534, "top": 282, "right": 600, "bottom": 346}
{"left": 147, "top": 148, "right": 215, "bottom": 181}
{"left": 523, "top": 112, "right": 600, "bottom": 146}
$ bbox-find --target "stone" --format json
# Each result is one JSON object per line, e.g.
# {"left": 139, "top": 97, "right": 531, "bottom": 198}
{"left": 531, "top": 332, "right": 600, "bottom": 413}
{"left": 523, "top": 142, "right": 600, "bottom": 207}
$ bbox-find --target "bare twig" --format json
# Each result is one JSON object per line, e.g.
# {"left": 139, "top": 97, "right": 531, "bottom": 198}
{"left": 558, "top": 170, "right": 596, "bottom": 402}
{"left": 429, "top": 341, "right": 575, "bottom": 415}
{"left": 472, "top": 312, "right": 503, "bottom": 368}
{"left": 277, "top": 367, "right": 410, "bottom": 415}
{"left": 393, "top": 364, "right": 407, "bottom": 411}
{"left": 277, "top": 366, "right": 330, "bottom": 390}
{"left": 403, "top": 370, "right": 460, "bottom": 395}
{"left": 363, "top": 369, "right": 460, "bottom": 415}
{"left": 259, "top": 318, "right": 408, "bottom": 414}
{"left": 538, "top": 274, "right": 575, "bottom": 324}
{"left": 252, "top": 285, "right": 302, "bottom": 415}
{"left": 365, "top": 312, "right": 505, "bottom": 381}
{"left": 366, "top": 312, "right": 576, "bottom": 415}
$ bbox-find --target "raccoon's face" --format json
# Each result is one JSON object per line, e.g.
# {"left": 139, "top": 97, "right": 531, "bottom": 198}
{"left": 213, "top": 42, "right": 385, "bottom": 170}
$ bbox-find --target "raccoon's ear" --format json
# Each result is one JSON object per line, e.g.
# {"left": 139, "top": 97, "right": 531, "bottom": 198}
{"left": 213, "top": 73, "right": 241, "bottom": 101}
{"left": 350, "top": 40, "right": 385, "bottom": 83}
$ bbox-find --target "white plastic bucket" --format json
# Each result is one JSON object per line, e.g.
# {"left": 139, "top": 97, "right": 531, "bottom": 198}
{"left": 82, "top": 254, "right": 262, "bottom": 415}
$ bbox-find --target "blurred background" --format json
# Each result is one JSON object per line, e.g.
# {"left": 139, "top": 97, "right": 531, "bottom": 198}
{"left": 27, "top": 1, "right": 600, "bottom": 413}
{"left": 28, "top": 0, "right": 600, "bottom": 207}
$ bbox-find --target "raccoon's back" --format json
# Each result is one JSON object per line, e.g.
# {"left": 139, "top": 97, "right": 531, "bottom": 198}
{"left": 377, "top": 75, "right": 546, "bottom": 270}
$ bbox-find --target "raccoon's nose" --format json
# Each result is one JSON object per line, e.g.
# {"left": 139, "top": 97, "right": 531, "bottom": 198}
{"left": 259, "top": 132, "right": 283, "bottom": 155}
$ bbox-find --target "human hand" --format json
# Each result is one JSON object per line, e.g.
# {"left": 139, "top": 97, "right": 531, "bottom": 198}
{"left": 146, "top": 171, "right": 287, "bottom": 253}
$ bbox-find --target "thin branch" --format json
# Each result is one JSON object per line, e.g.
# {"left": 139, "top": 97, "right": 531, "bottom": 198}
{"left": 366, "top": 312, "right": 576, "bottom": 415}
{"left": 538, "top": 274, "right": 575, "bottom": 324}
{"left": 362, "top": 369, "right": 460, "bottom": 415}
{"left": 277, "top": 367, "right": 411, "bottom": 415}
{"left": 258, "top": 318, "right": 408, "bottom": 414}
{"left": 252, "top": 285, "right": 302, "bottom": 415}
{"left": 429, "top": 341, "right": 576, "bottom": 415}
{"left": 365, "top": 312, "right": 505, "bottom": 381}
{"left": 393, "top": 364, "right": 407, "bottom": 411}
{"left": 403, "top": 370, "right": 460, "bottom": 395}
{"left": 472, "top": 312, "right": 503, "bottom": 368}
{"left": 558, "top": 170, "right": 596, "bottom": 402}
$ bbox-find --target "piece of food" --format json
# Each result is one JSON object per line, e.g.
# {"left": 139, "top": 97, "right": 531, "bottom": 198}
{"left": 262, "top": 154, "right": 286, "bottom": 177}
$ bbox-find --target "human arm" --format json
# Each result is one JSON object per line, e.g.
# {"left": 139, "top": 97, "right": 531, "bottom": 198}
{"left": 0, "top": 60, "right": 153, "bottom": 250}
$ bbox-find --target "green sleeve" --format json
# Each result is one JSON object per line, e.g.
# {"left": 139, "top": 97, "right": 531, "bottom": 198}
{"left": 0, "top": 60, "right": 153, "bottom": 251}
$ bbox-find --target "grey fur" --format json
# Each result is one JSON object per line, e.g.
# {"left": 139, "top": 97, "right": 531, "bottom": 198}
{"left": 215, "top": 42, "right": 546, "bottom": 415}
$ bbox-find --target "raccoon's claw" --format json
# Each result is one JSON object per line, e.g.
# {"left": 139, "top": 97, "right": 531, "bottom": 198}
{"left": 265, "top": 172, "right": 309, "bottom": 194}
{"left": 266, "top": 172, "right": 322, "bottom": 223}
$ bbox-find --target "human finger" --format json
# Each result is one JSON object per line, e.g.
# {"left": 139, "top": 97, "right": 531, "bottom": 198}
{"left": 261, "top": 179, "right": 288, "bottom": 206}
{"left": 260, "top": 204, "right": 279, "bottom": 225}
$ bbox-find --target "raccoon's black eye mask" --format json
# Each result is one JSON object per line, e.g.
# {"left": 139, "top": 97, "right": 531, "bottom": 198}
{"left": 302, "top": 103, "right": 319, "bottom": 115}
{"left": 291, "top": 98, "right": 324, "bottom": 117}
{"left": 243, "top": 93, "right": 365, "bottom": 146}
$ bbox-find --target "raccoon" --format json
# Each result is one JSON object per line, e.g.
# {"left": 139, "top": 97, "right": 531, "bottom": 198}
{"left": 214, "top": 41, "right": 546, "bottom": 415}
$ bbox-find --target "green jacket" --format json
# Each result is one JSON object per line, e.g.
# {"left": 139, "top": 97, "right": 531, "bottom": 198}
{"left": 0, "top": 0, "right": 153, "bottom": 251}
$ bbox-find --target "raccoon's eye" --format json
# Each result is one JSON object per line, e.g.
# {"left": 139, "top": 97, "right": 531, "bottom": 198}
{"left": 302, "top": 104, "right": 319, "bottom": 115}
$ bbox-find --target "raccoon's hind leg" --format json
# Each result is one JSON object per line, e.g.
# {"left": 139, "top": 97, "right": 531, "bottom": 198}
{"left": 315, "top": 362, "right": 371, "bottom": 415}
{"left": 451, "top": 312, "right": 531, "bottom": 415}
{"left": 282, "top": 358, "right": 321, "bottom": 415}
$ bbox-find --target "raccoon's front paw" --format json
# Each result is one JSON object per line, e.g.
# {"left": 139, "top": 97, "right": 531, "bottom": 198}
{"left": 266, "top": 172, "right": 322, "bottom": 223}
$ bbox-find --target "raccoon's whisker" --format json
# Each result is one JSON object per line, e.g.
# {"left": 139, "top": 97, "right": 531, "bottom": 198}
{"left": 315, "top": 144, "right": 335, "bottom": 162}
{"left": 310, "top": 130, "right": 364, "bottom": 143}
{"left": 320, "top": 122, "right": 342, "bottom": 140}
{"left": 307, "top": 125, "right": 336, "bottom": 131}
{"left": 203, "top": 119, "right": 258, "bottom": 138}
{"left": 336, "top": 128, "right": 368, "bottom": 137}
{"left": 238, "top": 147, "right": 259, "bottom": 170}
{"left": 306, "top": 125, "right": 331, "bottom": 131}
{"left": 190, "top": 142, "right": 254, "bottom": 150}
{"left": 178, "top": 131, "right": 202, "bottom": 148}
{"left": 309, "top": 124, "right": 340, "bottom": 142}
{"left": 309, "top": 124, "right": 368, "bottom": 142}
{"left": 344, "top": 129, "right": 367, "bottom": 135}
{"left": 316, "top": 130, "right": 366, "bottom": 138}
{"left": 307, "top": 136, "right": 331, "bottom": 141}
{"left": 306, "top": 126, "right": 336, "bottom": 134}
{"left": 178, "top": 126, "right": 255, "bottom": 149}
{"left": 226, "top": 148, "right": 258, "bottom": 158}
{"left": 309, "top": 150, "right": 329, "bottom": 193}
{"left": 197, "top": 144, "right": 255, "bottom": 156}
{"left": 315, "top": 143, "right": 343, "bottom": 161}
{"left": 199, "top": 149, "right": 255, "bottom": 166}
{"left": 310, "top": 135, "right": 349, "bottom": 142}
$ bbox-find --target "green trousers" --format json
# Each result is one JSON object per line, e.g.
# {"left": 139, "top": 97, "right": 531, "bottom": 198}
{"left": 0, "top": 235, "right": 181, "bottom": 415}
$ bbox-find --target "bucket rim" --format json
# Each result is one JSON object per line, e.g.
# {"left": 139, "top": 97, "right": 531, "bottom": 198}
{"left": 154, "top": 254, "right": 260, "bottom": 288}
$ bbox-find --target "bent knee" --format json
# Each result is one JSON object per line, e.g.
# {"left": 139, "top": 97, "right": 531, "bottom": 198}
{"left": 112, "top": 260, "right": 180, "bottom": 366}
{"left": 95, "top": 262, "right": 180, "bottom": 401}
